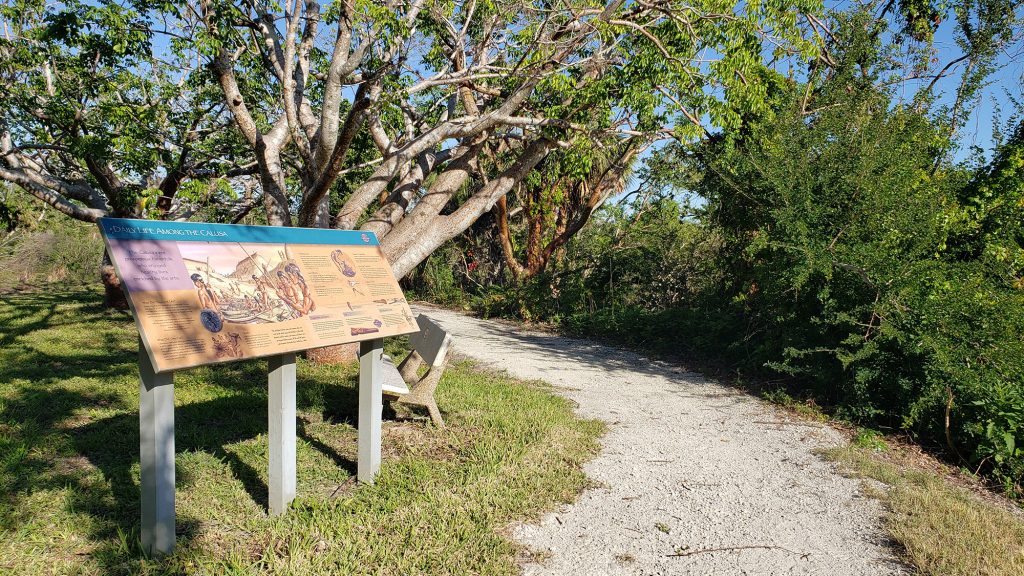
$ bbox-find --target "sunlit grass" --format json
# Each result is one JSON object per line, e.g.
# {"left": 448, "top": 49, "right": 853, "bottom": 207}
{"left": 823, "top": 443, "right": 1024, "bottom": 576}
{"left": 0, "top": 288, "right": 603, "bottom": 575}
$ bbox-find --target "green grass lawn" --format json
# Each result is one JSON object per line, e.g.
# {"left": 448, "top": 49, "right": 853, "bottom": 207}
{"left": 0, "top": 288, "right": 603, "bottom": 575}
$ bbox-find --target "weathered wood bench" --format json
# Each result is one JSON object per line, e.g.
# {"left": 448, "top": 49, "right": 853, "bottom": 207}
{"left": 381, "top": 314, "right": 452, "bottom": 428}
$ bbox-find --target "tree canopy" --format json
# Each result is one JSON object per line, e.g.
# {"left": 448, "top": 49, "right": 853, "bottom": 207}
{"left": 2, "top": 0, "right": 823, "bottom": 275}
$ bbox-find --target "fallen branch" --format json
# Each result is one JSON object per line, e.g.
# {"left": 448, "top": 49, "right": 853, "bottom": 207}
{"left": 752, "top": 420, "right": 825, "bottom": 428}
{"left": 666, "top": 544, "right": 809, "bottom": 558}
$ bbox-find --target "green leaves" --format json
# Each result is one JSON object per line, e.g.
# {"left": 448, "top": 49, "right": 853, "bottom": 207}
{"left": 0, "top": 0, "right": 253, "bottom": 219}
{"left": 666, "top": 3, "right": 1024, "bottom": 493}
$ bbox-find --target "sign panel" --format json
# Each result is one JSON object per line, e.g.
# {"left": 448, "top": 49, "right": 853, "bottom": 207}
{"left": 99, "top": 218, "right": 418, "bottom": 372}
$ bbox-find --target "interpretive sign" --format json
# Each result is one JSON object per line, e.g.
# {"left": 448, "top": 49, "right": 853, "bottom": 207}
{"left": 98, "top": 218, "right": 418, "bottom": 372}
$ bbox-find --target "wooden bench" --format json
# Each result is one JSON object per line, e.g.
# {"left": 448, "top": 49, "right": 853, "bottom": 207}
{"left": 381, "top": 314, "right": 452, "bottom": 428}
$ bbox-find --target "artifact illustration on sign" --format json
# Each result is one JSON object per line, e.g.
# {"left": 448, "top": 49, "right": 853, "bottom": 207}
{"left": 99, "top": 218, "right": 418, "bottom": 372}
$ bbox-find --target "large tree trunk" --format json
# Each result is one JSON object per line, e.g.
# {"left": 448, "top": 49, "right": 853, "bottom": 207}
{"left": 100, "top": 249, "right": 129, "bottom": 310}
{"left": 378, "top": 141, "right": 485, "bottom": 260}
{"left": 259, "top": 160, "right": 293, "bottom": 227}
{"left": 306, "top": 343, "right": 359, "bottom": 364}
{"left": 389, "top": 140, "right": 552, "bottom": 278}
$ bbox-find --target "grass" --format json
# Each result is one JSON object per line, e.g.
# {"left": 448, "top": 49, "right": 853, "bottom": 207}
{"left": 765, "top": 387, "right": 1024, "bottom": 575}
{"left": 760, "top": 387, "right": 1024, "bottom": 574}
{"left": 823, "top": 441, "right": 1024, "bottom": 576}
{"left": 0, "top": 288, "right": 604, "bottom": 575}
{"left": 760, "top": 388, "right": 1024, "bottom": 574}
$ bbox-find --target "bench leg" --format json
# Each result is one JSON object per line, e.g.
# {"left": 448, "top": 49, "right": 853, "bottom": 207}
{"left": 398, "top": 367, "right": 446, "bottom": 428}
{"left": 397, "top": 350, "right": 423, "bottom": 382}
{"left": 425, "top": 399, "right": 445, "bottom": 429}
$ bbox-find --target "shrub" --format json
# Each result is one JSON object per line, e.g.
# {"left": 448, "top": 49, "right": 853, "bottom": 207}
{"left": 0, "top": 226, "right": 104, "bottom": 289}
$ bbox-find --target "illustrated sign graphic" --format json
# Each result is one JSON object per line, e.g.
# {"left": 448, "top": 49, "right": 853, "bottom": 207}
{"left": 99, "top": 218, "right": 418, "bottom": 372}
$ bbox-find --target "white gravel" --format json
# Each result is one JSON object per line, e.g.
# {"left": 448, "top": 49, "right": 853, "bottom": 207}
{"left": 413, "top": 305, "right": 909, "bottom": 576}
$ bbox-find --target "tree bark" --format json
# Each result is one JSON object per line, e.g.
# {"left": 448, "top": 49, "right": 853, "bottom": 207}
{"left": 258, "top": 153, "right": 293, "bottom": 227}
{"left": 306, "top": 343, "right": 359, "bottom": 364}
{"left": 361, "top": 148, "right": 446, "bottom": 238}
{"left": 389, "top": 139, "right": 552, "bottom": 278}
{"left": 100, "top": 248, "right": 129, "bottom": 310}
{"left": 378, "top": 141, "right": 485, "bottom": 260}
{"left": 494, "top": 141, "right": 640, "bottom": 278}
{"left": 494, "top": 196, "right": 526, "bottom": 277}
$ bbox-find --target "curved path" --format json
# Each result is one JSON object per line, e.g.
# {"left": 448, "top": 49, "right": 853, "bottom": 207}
{"left": 413, "top": 305, "right": 908, "bottom": 576}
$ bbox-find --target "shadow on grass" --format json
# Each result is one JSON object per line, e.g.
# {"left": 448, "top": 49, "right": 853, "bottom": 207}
{"left": 0, "top": 288, "right": 365, "bottom": 568}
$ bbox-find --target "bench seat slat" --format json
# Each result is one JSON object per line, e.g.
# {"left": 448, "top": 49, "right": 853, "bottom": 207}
{"left": 381, "top": 354, "right": 410, "bottom": 396}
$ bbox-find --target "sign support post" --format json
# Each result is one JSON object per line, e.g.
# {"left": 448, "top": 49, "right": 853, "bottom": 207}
{"left": 138, "top": 338, "right": 176, "bottom": 556}
{"left": 268, "top": 353, "right": 297, "bottom": 515}
{"left": 358, "top": 339, "right": 384, "bottom": 483}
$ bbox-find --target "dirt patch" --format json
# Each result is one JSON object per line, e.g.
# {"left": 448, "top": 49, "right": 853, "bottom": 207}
{"left": 381, "top": 421, "right": 458, "bottom": 462}
{"left": 51, "top": 455, "right": 94, "bottom": 476}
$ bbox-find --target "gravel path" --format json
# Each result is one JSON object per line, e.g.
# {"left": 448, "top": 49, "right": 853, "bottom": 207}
{"left": 413, "top": 305, "right": 909, "bottom": 576}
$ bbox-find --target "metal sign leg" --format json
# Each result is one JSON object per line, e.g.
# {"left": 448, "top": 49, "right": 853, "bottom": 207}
{"left": 268, "top": 353, "right": 297, "bottom": 516}
{"left": 138, "top": 340, "right": 175, "bottom": 556}
{"left": 358, "top": 339, "right": 384, "bottom": 483}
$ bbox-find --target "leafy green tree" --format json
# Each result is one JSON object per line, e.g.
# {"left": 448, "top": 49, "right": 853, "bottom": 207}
{"left": 0, "top": 0, "right": 262, "bottom": 304}
{"left": 925, "top": 122, "right": 1024, "bottom": 487}
{"left": 0, "top": 0, "right": 254, "bottom": 222}
{"left": 688, "top": 5, "right": 1024, "bottom": 490}
{"left": 192, "top": 0, "right": 826, "bottom": 278}
{"left": 3, "top": 0, "right": 829, "bottom": 280}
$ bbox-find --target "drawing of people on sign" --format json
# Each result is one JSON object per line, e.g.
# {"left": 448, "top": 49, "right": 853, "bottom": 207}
{"left": 179, "top": 242, "right": 308, "bottom": 324}
{"left": 252, "top": 275, "right": 271, "bottom": 311}
{"left": 191, "top": 273, "right": 220, "bottom": 310}
{"left": 275, "top": 270, "right": 301, "bottom": 314}
{"left": 192, "top": 273, "right": 224, "bottom": 333}
{"left": 331, "top": 249, "right": 358, "bottom": 277}
{"left": 285, "top": 263, "right": 316, "bottom": 315}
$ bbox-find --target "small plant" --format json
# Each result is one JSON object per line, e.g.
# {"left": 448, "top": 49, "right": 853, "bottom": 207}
{"left": 852, "top": 428, "right": 888, "bottom": 452}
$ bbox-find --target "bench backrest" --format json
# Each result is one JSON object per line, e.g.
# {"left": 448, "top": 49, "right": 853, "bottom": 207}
{"left": 409, "top": 315, "right": 452, "bottom": 367}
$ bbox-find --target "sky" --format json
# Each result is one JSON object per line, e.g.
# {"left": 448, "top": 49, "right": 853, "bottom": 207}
{"left": 832, "top": 0, "right": 1024, "bottom": 162}
{"left": 926, "top": 20, "right": 1024, "bottom": 161}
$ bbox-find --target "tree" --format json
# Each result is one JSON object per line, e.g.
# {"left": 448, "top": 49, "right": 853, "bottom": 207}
{"left": 197, "top": 0, "right": 829, "bottom": 277}
{"left": 680, "top": 3, "right": 1024, "bottom": 490}
{"left": 493, "top": 136, "right": 645, "bottom": 279}
{"left": 0, "top": 0, "right": 256, "bottom": 222}
{"left": 0, "top": 0, "right": 263, "bottom": 304}
{"left": 2, "top": 0, "right": 824, "bottom": 280}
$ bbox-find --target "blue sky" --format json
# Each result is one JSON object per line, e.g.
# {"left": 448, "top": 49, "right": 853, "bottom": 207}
{"left": 833, "top": 0, "right": 1024, "bottom": 162}
{"left": 926, "top": 21, "right": 1024, "bottom": 161}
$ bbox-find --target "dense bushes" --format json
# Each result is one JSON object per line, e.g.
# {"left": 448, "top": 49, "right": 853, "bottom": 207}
{"left": 671, "top": 34, "right": 1024, "bottom": 489}
{"left": 0, "top": 194, "right": 104, "bottom": 290}
{"left": 694, "top": 110, "right": 1023, "bottom": 494}
{"left": 407, "top": 19, "right": 1024, "bottom": 494}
